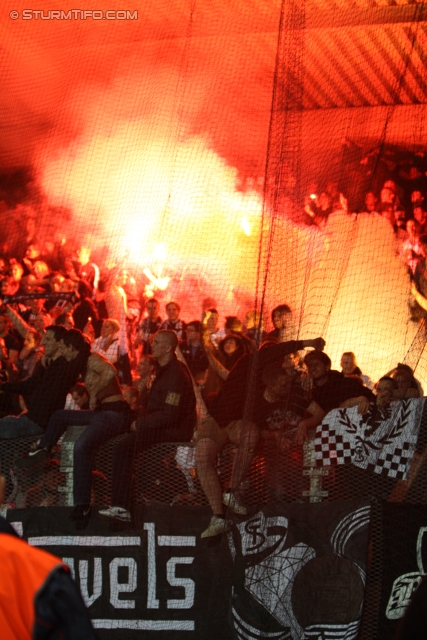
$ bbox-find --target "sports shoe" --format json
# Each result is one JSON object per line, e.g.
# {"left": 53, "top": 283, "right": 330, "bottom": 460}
{"left": 222, "top": 489, "right": 247, "bottom": 515}
{"left": 15, "top": 448, "right": 49, "bottom": 469}
{"left": 200, "top": 515, "right": 232, "bottom": 539}
{"left": 98, "top": 506, "right": 131, "bottom": 522}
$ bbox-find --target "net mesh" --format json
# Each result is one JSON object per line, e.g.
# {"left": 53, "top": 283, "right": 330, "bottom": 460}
{"left": 2, "top": 0, "right": 427, "bottom": 637}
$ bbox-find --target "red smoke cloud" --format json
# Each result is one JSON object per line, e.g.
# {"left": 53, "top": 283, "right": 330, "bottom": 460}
{"left": 0, "top": 0, "right": 280, "bottom": 176}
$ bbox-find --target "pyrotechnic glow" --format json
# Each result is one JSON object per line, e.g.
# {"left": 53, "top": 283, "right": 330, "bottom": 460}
{"left": 266, "top": 212, "right": 419, "bottom": 385}
{"left": 241, "top": 217, "right": 251, "bottom": 236}
{"left": 39, "top": 116, "right": 264, "bottom": 317}
{"left": 143, "top": 268, "right": 170, "bottom": 292}
{"left": 4, "top": 0, "right": 425, "bottom": 390}
{"left": 153, "top": 243, "right": 167, "bottom": 262}
{"left": 39, "top": 114, "right": 424, "bottom": 386}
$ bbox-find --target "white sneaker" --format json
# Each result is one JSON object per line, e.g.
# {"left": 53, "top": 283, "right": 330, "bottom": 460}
{"left": 200, "top": 515, "right": 232, "bottom": 539}
{"left": 98, "top": 506, "right": 131, "bottom": 522}
{"left": 222, "top": 490, "right": 247, "bottom": 515}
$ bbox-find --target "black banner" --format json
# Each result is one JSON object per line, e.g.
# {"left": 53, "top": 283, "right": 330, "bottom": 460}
{"left": 7, "top": 501, "right": 371, "bottom": 639}
{"left": 378, "top": 503, "right": 427, "bottom": 640}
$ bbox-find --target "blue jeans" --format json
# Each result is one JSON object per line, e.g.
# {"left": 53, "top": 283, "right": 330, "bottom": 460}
{"left": 39, "top": 409, "right": 129, "bottom": 506}
{"left": 0, "top": 414, "right": 44, "bottom": 439}
{"left": 111, "top": 426, "right": 183, "bottom": 509}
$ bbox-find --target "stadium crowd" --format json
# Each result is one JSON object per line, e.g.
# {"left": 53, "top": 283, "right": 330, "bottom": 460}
{"left": 303, "top": 155, "right": 427, "bottom": 319}
{"left": 0, "top": 264, "right": 422, "bottom": 536}
{"left": 0, "top": 154, "right": 426, "bottom": 536}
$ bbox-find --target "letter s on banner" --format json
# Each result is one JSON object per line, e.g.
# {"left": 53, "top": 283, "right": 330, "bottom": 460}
{"left": 166, "top": 557, "right": 195, "bottom": 609}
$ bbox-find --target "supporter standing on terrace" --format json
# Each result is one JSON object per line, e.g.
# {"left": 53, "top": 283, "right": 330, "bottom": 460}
{"left": 204, "top": 308, "right": 224, "bottom": 345}
{"left": 0, "top": 312, "right": 21, "bottom": 365}
{"left": 99, "top": 330, "right": 196, "bottom": 523}
{"left": 133, "top": 354, "right": 156, "bottom": 408}
{"left": 91, "top": 318, "right": 120, "bottom": 364}
{"left": 72, "top": 280, "right": 98, "bottom": 332}
{"left": 0, "top": 325, "right": 86, "bottom": 494}
{"left": 0, "top": 337, "right": 20, "bottom": 417}
{"left": 160, "top": 301, "right": 186, "bottom": 341}
{"left": 180, "top": 320, "right": 209, "bottom": 379}
{"left": 135, "top": 297, "right": 162, "bottom": 355}
{"left": 224, "top": 316, "right": 255, "bottom": 354}
{"left": 390, "top": 364, "right": 422, "bottom": 399}
{"left": 244, "top": 309, "right": 266, "bottom": 346}
{"left": 65, "top": 382, "right": 90, "bottom": 410}
{"left": 201, "top": 331, "right": 247, "bottom": 384}
{"left": 257, "top": 364, "right": 325, "bottom": 502}
{"left": 266, "top": 304, "right": 292, "bottom": 342}
{"left": 400, "top": 219, "right": 424, "bottom": 275}
{"left": 413, "top": 203, "right": 427, "bottom": 235}
{"left": 364, "top": 191, "right": 378, "bottom": 213}
{"left": 340, "top": 351, "right": 374, "bottom": 390}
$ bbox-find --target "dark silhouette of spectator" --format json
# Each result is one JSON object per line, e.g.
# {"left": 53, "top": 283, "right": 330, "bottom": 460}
{"left": 180, "top": 320, "right": 209, "bottom": 378}
{"left": 135, "top": 298, "right": 162, "bottom": 355}
{"left": 266, "top": 304, "right": 292, "bottom": 341}
{"left": 72, "top": 281, "right": 98, "bottom": 332}
{"left": 159, "top": 301, "right": 186, "bottom": 341}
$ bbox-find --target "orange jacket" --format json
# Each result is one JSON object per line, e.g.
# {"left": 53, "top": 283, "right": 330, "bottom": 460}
{"left": 0, "top": 533, "right": 63, "bottom": 640}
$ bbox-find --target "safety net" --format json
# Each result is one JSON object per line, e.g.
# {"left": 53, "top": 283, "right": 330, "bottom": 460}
{"left": 2, "top": 0, "right": 427, "bottom": 638}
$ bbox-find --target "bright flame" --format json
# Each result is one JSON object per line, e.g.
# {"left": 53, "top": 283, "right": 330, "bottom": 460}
{"left": 241, "top": 217, "right": 251, "bottom": 236}
{"left": 40, "top": 123, "right": 264, "bottom": 318}
{"left": 143, "top": 267, "right": 170, "bottom": 291}
{"left": 154, "top": 243, "right": 167, "bottom": 261}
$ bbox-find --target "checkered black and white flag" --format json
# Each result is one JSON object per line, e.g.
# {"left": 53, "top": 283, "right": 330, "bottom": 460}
{"left": 314, "top": 398, "right": 426, "bottom": 479}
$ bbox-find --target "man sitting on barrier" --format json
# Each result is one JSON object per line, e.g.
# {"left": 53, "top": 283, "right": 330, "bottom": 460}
{"left": 0, "top": 324, "right": 88, "bottom": 497}
{"left": 257, "top": 363, "right": 325, "bottom": 502}
{"left": 195, "top": 335, "right": 326, "bottom": 539}
{"left": 17, "top": 329, "right": 131, "bottom": 526}
{"left": 99, "top": 330, "right": 196, "bottom": 522}
{"left": 0, "top": 325, "right": 85, "bottom": 440}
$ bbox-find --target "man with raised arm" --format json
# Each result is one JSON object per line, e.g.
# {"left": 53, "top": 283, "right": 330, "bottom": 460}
{"left": 195, "top": 335, "right": 325, "bottom": 538}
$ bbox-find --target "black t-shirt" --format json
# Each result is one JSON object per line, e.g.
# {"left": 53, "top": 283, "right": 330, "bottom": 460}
{"left": 3, "top": 331, "right": 22, "bottom": 354}
{"left": 253, "top": 384, "right": 311, "bottom": 433}
{"left": 210, "top": 340, "right": 307, "bottom": 428}
{"left": 0, "top": 360, "right": 19, "bottom": 415}
{"left": 180, "top": 341, "right": 209, "bottom": 376}
{"left": 2, "top": 355, "right": 84, "bottom": 429}
{"left": 312, "top": 370, "right": 374, "bottom": 414}
{"left": 72, "top": 298, "right": 99, "bottom": 331}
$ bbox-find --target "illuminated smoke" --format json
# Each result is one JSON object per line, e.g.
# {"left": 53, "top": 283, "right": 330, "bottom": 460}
{"left": 258, "top": 210, "right": 420, "bottom": 386}
{"left": 40, "top": 123, "right": 264, "bottom": 318}
{"left": 1, "top": 0, "right": 427, "bottom": 388}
